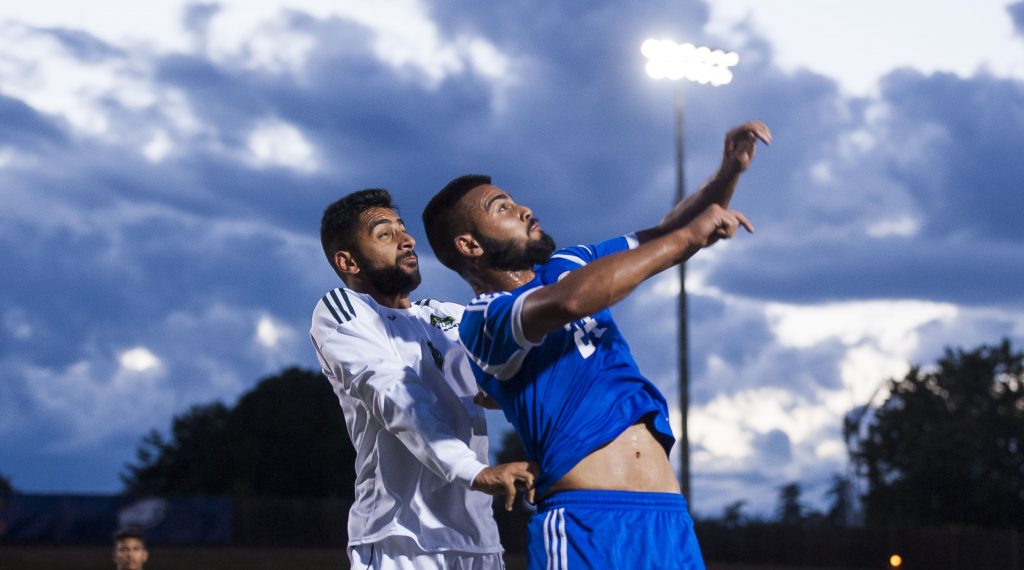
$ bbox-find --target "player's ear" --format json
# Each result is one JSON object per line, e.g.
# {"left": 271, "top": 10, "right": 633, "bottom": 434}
{"left": 454, "top": 233, "right": 483, "bottom": 259}
{"left": 334, "top": 250, "right": 359, "bottom": 276}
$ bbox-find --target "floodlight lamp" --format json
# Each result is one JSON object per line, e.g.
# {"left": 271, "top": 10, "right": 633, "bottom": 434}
{"left": 641, "top": 38, "right": 661, "bottom": 59}
{"left": 666, "top": 64, "right": 685, "bottom": 81}
{"left": 645, "top": 60, "right": 665, "bottom": 79}
{"left": 642, "top": 39, "right": 739, "bottom": 87}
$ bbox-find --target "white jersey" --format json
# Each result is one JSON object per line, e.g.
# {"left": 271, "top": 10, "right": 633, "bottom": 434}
{"left": 309, "top": 288, "right": 501, "bottom": 553}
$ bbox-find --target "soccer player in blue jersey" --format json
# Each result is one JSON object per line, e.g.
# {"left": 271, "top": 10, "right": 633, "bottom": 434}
{"left": 421, "top": 121, "right": 770, "bottom": 569}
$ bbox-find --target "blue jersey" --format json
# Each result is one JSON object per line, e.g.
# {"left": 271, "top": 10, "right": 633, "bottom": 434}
{"left": 460, "top": 234, "right": 675, "bottom": 496}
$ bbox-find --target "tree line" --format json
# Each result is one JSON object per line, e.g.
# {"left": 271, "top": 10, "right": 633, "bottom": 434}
{"left": 117, "top": 340, "right": 1024, "bottom": 530}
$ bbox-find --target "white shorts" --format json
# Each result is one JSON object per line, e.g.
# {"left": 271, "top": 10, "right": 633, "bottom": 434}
{"left": 349, "top": 536, "right": 505, "bottom": 570}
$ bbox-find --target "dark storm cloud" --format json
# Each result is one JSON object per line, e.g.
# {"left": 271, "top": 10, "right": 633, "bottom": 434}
{"left": 880, "top": 70, "right": 1024, "bottom": 241}
{"left": 753, "top": 429, "right": 792, "bottom": 463}
{"left": 1009, "top": 1, "right": 1024, "bottom": 34}
{"left": 711, "top": 236, "right": 1024, "bottom": 305}
{"left": 33, "top": 27, "right": 125, "bottom": 62}
{"left": 0, "top": 94, "right": 67, "bottom": 149}
{"left": 183, "top": 2, "right": 222, "bottom": 36}
{"left": 703, "top": 68, "right": 1024, "bottom": 306}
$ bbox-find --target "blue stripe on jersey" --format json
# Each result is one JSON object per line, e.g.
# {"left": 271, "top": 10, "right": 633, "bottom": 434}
{"left": 459, "top": 235, "right": 675, "bottom": 496}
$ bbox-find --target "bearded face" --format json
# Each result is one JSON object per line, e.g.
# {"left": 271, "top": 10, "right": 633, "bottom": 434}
{"left": 477, "top": 231, "right": 556, "bottom": 271}
{"left": 354, "top": 249, "right": 422, "bottom": 296}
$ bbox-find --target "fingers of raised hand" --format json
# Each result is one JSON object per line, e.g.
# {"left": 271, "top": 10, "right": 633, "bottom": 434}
{"left": 713, "top": 211, "right": 753, "bottom": 241}
{"left": 733, "top": 211, "right": 754, "bottom": 233}
{"left": 741, "top": 120, "right": 772, "bottom": 145}
{"left": 728, "top": 121, "right": 772, "bottom": 147}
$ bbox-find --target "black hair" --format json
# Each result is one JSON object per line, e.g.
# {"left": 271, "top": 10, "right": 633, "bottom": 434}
{"left": 113, "top": 527, "right": 146, "bottom": 545}
{"left": 422, "top": 174, "right": 491, "bottom": 272}
{"left": 320, "top": 189, "right": 395, "bottom": 276}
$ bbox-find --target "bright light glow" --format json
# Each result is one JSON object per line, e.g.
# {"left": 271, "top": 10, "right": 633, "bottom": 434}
{"left": 143, "top": 130, "right": 173, "bottom": 163}
{"left": 246, "top": 120, "right": 318, "bottom": 173}
{"left": 119, "top": 347, "right": 161, "bottom": 372}
{"left": 889, "top": 553, "right": 903, "bottom": 568}
{"left": 642, "top": 38, "right": 738, "bottom": 86}
{"left": 256, "top": 315, "right": 291, "bottom": 348}
{"left": 867, "top": 216, "right": 920, "bottom": 238}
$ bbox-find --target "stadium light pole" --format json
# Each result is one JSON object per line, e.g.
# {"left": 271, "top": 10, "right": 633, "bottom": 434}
{"left": 641, "top": 38, "right": 739, "bottom": 501}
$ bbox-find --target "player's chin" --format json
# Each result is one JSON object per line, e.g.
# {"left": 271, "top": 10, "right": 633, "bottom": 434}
{"left": 405, "top": 266, "right": 423, "bottom": 283}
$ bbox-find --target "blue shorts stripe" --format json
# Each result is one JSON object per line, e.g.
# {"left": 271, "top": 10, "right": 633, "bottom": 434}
{"left": 527, "top": 490, "right": 704, "bottom": 570}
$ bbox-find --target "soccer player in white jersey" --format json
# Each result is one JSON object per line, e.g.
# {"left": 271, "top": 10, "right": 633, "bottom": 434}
{"left": 310, "top": 189, "right": 537, "bottom": 570}
{"left": 422, "top": 121, "right": 770, "bottom": 569}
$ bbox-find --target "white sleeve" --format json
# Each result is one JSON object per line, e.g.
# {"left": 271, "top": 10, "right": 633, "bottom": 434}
{"left": 310, "top": 294, "right": 486, "bottom": 488}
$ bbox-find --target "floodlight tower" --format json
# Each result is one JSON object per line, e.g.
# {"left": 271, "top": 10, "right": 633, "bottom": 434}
{"left": 641, "top": 38, "right": 739, "bottom": 501}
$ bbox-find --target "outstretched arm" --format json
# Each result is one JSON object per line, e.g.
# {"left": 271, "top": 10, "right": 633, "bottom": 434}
{"left": 636, "top": 120, "right": 770, "bottom": 243}
{"left": 519, "top": 204, "right": 753, "bottom": 342}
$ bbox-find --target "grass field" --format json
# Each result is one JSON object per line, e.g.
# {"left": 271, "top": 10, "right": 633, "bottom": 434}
{"left": 0, "top": 546, "right": 867, "bottom": 569}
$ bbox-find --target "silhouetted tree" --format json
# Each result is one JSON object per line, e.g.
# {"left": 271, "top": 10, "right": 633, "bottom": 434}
{"left": 845, "top": 339, "right": 1024, "bottom": 529}
{"left": 776, "top": 482, "right": 803, "bottom": 525}
{"left": 824, "top": 474, "right": 855, "bottom": 527}
{"left": 122, "top": 367, "right": 356, "bottom": 498}
{"left": 0, "top": 472, "right": 12, "bottom": 494}
{"left": 121, "top": 402, "right": 232, "bottom": 494}
{"left": 721, "top": 499, "right": 748, "bottom": 527}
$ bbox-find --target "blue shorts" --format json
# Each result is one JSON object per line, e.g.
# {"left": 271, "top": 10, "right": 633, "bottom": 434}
{"left": 527, "top": 490, "right": 705, "bottom": 570}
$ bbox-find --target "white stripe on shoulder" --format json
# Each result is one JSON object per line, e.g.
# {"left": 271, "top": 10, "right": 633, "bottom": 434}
{"left": 550, "top": 253, "right": 587, "bottom": 267}
{"left": 510, "top": 287, "right": 543, "bottom": 348}
{"left": 466, "top": 344, "right": 532, "bottom": 381}
{"left": 624, "top": 232, "right": 639, "bottom": 249}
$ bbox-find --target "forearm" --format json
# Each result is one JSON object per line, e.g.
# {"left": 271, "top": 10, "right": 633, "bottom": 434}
{"left": 359, "top": 371, "right": 487, "bottom": 486}
{"left": 522, "top": 227, "right": 700, "bottom": 340}
{"left": 317, "top": 332, "right": 487, "bottom": 487}
{"left": 636, "top": 167, "right": 740, "bottom": 243}
{"left": 637, "top": 120, "right": 769, "bottom": 243}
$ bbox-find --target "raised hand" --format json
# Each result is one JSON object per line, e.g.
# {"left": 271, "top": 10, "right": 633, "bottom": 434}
{"left": 687, "top": 203, "right": 754, "bottom": 249}
{"left": 721, "top": 120, "right": 772, "bottom": 174}
{"left": 471, "top": 461, "right": 540, "bottom": 510}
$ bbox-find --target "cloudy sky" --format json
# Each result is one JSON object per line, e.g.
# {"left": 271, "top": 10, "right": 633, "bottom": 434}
{"left": 2, "top": 0, "right": 1023, "bottom": 518}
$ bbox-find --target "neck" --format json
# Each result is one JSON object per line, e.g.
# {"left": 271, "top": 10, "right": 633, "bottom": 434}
{"left": 369, "top": 291, "right": 412, "bottom": 309}
{"left": 466, "top": 267, "right": 536, "bottom": 296}
{"left": 346, "top": 281, "right": 412, "bottom": 309}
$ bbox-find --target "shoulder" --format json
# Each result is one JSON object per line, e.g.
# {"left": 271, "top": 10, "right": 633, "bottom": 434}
{"left": 411, "top": 298, "right": 464, "bottom": 333}
{"left": 465, "top": 291, "right": 515, "bottom": 313}
{"left": 412, "top": 298, "right": 464, "bottom": 317}
{"left": 311, "top": 288, "right": 379, "bottom": 333}
{"left": 537, "top": 235, "right": 634, "bottom": 282}
{"left": 550, "top": 235, "right": 635, "bottom": 267}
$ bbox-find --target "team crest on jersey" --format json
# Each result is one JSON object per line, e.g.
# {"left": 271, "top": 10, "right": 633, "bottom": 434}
{"left": 427, "top": 341, "right": 445, "bottom": 370}
{"left": 430, "top": 314, "right": 457, "bottom": 332}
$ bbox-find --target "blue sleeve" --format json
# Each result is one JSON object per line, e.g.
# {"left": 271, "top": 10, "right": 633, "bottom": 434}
{"left": 459, "top": 290, "right": 540, "bottom": 381}
{"left": 537, "top": 233, "right": 638, "bottom": 284}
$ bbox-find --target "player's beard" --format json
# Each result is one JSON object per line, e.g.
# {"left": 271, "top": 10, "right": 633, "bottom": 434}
{"left": 357, "top": 251, "right": 422, "bottom": 296}
{"left": 479, "top": 231, "right": 556, "bottom": 271}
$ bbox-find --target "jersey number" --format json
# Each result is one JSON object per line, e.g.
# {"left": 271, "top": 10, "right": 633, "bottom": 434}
{"left": 568, "top": 316, "right": 606, "bottom": 359}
